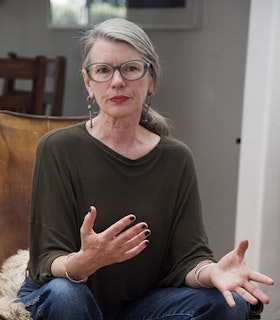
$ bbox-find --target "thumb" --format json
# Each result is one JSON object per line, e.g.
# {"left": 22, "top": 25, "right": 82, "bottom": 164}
{"left": 81, "top": 206, "right": 96, "bottom": 234}
{"left": 236, "top": 239, "right": 249, "bottom": 258}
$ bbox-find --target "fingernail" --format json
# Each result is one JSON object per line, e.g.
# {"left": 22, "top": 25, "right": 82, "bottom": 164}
{"left": 145, "top": 240, "right": 150, "bottom": 246}
{"left": 129, "top": 215, "right": 136, "bottom": 221}
{"left": 144, "top": 230, "right": 151, "bottom": 236}
{"left": 141, "top": 223, "right": 147, "bottom": 229}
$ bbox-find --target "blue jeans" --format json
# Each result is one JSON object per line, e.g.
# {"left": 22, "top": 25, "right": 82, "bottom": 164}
{"left": 17, "top": 277, "right": 249, "bottom": 320}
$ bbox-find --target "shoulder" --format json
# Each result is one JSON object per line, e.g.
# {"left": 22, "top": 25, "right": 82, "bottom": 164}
{"left": 157, "top": 136, "right": 198, "bottom": 175}
{"left": 156, "top": 136, "right": 199, "bottom": 185}
{"left": 36, "top": 122, "right": 87, "bottom": 156}
{"left": 39, "top": 122, "right": 86, "bottom": 146}
{"left": 160, "top": 136, "right": 194, "bottom": 158}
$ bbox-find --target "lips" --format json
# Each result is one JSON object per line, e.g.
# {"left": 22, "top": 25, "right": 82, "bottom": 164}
{"left": 110, "top": 96, "right": 129, "bottom": 103}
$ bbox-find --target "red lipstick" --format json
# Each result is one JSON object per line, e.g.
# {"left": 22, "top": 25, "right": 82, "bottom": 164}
{"left": 110, "top": 96, "right": 129, "bottom": 104}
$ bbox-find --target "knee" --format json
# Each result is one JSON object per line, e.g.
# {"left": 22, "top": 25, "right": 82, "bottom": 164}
{"left": 230, "top": 293, "right": 249, "bottom": 319}
{"left": 41, "top": 278, "right": 102, "bottom": 318}
{"left": 18, "top": 278, "right": 102, "bottom": 320}
{"left": 44, "top": 278, "right": 90, "bottom": 303}
{"left": 207, "top": 290, "right": 249, "bottom": 320}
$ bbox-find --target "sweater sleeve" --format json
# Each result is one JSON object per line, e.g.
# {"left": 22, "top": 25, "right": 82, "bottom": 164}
{"left": 157, "top": 142, "right": 215, "bottom": 287}
{"left": 28, "top": 128, "right": 83, "bottom": 284}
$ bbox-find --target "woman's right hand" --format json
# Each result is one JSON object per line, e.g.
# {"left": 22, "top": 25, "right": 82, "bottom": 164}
{"left": 66, "top": 206, "right": 151, "bottom": 280}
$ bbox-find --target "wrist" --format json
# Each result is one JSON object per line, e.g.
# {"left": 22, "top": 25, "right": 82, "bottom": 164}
{"left": 65, "top": 252, "right": 88, "bottom": 283}
{"left": 192, "top": 260, "right": 216, "bottom": 289}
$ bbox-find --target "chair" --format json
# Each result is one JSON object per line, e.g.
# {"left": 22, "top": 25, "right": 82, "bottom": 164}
{"left": 0, "top": 56, "right": 47, "bottom": 115}
{"left": 0, "top": 110, "right": 87, "bottom": 266}
{"left": 0, "top": 110, "right": 88, "bottom": 319}
{"left": 44, "top": 55, "right": 66, "bottom": 116}
{"left": 0, "top": 110, "right": 263, "bottom": 320}
{"left": 3, "top": 52, "right": 67, "bottom": 116}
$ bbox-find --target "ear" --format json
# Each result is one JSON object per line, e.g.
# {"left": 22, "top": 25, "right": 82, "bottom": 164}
{"left": 148, "top": 74, "right": 155, "bottom": 95}
{"left": 148, "top": 88, "right": 155, "bottom": 97}
{"left": 82, "top": 69, "right": 94, "bottom": 98}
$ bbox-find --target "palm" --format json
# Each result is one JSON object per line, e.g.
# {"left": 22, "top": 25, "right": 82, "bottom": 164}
{"left": 209, "top": 240, "right": 273, "bottom": 307}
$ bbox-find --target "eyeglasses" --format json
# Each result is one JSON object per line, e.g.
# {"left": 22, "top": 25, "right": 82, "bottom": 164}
{"left": 85, "top": 60, "right": 151, "bottom": 83}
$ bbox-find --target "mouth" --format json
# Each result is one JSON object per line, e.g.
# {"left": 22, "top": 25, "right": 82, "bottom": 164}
{"left": 109, "top": 96, "right": 129, "bottom": 104}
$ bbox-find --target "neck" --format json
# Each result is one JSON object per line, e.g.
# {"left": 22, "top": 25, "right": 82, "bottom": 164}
{"left": 88, "top": 114, "right": 142, "bottom": 148}
{"left": 86, "top": 114, "right": 160, "bottom": 160}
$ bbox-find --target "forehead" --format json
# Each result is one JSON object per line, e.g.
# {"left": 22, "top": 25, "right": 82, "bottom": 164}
{"left": 90, "top": 39, "right": 142, "bottom": 63}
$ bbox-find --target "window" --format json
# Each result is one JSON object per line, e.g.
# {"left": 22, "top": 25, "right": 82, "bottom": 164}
{"left": 48, "top": 0, "right": 201, "bottom": 30}
{"left": 49, "top": 0, "right": 126, "bottom": 28}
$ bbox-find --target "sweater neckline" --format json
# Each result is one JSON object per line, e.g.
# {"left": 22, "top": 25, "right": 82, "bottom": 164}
{"left": 79, "top": 121, "right": 164, "bottom": 164}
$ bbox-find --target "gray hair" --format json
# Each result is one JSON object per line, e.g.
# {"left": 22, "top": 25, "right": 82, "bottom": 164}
{"left": 81, "top": 18, "right": 170, "bottom": 136}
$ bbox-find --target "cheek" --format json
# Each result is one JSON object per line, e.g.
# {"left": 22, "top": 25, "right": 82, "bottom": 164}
{"left": 134, "top": 80, "right": 153, "bottom": 101}
{"left": 91, "top": 84, "right": 105, "bottom": 102}
{"left": 130, "top": 89, "right": 147, "bottom": 106}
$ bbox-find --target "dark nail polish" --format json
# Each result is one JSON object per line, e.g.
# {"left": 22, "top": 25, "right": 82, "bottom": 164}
{"left": 144, "top": 230, "right": 151, "bottom": 236}
{"left": 142, "top": 223, "right": 147, "bottom": 229}
{"left": 130, "top": 215, "right": 136, "bottom": 221}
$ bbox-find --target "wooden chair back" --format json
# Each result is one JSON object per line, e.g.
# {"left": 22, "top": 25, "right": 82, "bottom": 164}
{"left": 44, "top": 56, "right": 66, "bottom": 116}
{"left": 0, "top": 56, "right": 47, "bottom": 115}
{"left": 3, "top": 53, "right": 66, "bottom": 116}
{"left": 0, "top": 110, "right": 87, "bottom": 266}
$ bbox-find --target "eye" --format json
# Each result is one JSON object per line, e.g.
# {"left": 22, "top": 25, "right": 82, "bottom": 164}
{"left": 95, "top": 65, "right": 111, "bottom": 74}
{"left": 122, "top": 62, "right": 142, "bottom": 73}
{"left": 125, "top": 65, "right": 138, "bottom": 72}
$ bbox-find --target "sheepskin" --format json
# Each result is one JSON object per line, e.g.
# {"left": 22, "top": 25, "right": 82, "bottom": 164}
{"left": 0, "top": 250, "right": 32, "bottom": 320}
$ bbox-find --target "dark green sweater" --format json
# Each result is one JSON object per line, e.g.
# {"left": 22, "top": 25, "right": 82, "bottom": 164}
{"left": 28, "top": 122, "right": 214, "bottom": 315}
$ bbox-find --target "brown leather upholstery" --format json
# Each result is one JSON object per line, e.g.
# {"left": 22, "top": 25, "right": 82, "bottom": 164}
{"left": 0, "top": 110, "right": 87, "bottom": 266}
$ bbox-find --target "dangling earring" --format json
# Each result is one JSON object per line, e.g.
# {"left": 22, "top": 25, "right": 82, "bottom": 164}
{"left": 143, "top": 92, "right": 154, "bottom": 123}
{"left": 87, "top": 96, "right": 96, "bottom": 129}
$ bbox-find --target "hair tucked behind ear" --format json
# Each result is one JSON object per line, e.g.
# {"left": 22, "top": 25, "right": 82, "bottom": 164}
{"left": 80, "top": 18, "right": 171, "bottom": 137}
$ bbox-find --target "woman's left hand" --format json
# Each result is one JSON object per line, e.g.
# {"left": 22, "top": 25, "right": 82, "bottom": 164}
{"left": 209, "top": 240, "right": 274, "bottom": 307}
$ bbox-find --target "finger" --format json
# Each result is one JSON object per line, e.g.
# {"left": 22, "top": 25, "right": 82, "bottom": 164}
{"left": 236, "top": 286, "right": 258, "bottom": 305}
{"left": 117, "top": 225, "right": 151, "bottom": 251}
{"left": 81, "top": 206, "right": 96, "bottom": 235}
{"left": 222, "top": 290, "right": 236, "bottom": 308}
{"left": 102, "top": 214, "right": 136, "bottom": 241}
{"left": 243, "top": 281, "right": 271, "bottom": 304}
{"left": 114, "top": 222, "right": 148, "bottom": 244}
{"left": 249, "top": 270, "right": 274, "bottom": 286}
{"left": 118, "top": 239, "right": 149, "bottom": 263}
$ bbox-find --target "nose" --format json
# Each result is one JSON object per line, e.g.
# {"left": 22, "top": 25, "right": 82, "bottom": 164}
{"left": 111, "top": 69, "right": 126, "bottom": 86}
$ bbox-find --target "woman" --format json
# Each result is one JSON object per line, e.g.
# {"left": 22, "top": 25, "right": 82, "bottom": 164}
{"left": 17, "top": 18, "right": 273, "bottom": 319}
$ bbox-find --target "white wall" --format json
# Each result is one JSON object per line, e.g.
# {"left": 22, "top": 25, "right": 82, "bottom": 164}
{"left": 235, "top": 0, "right": 280, "bottom": 318}
{"left": 150, "top": 0, "right": 250, "bottom": 259}
{"left": 0, "top": 0, "right": 250, "bottom": 259}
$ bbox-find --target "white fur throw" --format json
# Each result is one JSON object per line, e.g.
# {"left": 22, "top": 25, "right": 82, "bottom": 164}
{"left": 0, "top": 250, "right": 32, "bottom": 320}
